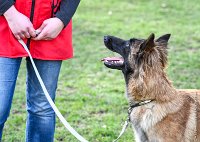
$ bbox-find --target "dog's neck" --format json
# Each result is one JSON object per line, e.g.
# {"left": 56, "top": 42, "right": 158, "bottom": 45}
{"left": 126, "top": 69, "right": 176, "bottom": 104}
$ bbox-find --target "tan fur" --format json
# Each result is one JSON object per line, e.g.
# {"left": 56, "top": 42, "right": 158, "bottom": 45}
{"left": 104, "top": 34, "right": 200, "bottom": 141}
{"left": 126, "top": 36, "right": 200, "bottom": 142}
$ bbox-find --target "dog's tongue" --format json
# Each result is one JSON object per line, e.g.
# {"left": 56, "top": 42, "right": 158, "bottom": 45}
{"left": 101, "top": 57, "right": 123, "bottom": 62}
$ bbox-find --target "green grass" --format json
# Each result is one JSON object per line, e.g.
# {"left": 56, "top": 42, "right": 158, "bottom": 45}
{"left": 2, "top": 0, "right": 200, "bottom": 141}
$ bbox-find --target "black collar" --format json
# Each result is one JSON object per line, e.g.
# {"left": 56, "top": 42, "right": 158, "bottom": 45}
{"left": 128, "top": 100, "right": 154, "bottom": 120}
{"left": 112, "top": 99, "right": 154, "bottom": 142}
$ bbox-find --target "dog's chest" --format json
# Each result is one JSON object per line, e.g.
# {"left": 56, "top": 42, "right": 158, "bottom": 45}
{"left": 130, "top": 103, "right": 162, "bottom": 142}
{"left": 132, "top": 125, "right": 148, "bottom": 142}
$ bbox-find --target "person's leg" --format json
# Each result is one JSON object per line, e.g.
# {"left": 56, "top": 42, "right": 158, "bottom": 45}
{"left": 0, "top": 57, "right": 22, "bottom": 140}
{"left": 25, "top": 58, "right": 62, "bottom": 142}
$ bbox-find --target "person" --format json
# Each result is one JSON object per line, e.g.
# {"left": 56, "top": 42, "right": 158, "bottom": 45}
{"left": 0, "top": 0, "right": 80, "bottom": 141}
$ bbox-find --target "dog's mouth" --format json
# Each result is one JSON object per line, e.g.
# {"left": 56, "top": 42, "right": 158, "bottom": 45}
{"left": 101, "top": 57, "right": 124, "bottom": 70}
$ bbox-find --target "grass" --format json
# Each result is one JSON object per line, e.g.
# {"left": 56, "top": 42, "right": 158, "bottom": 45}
{"left": 2, "top": 0, "right": 200, "bottom": 141}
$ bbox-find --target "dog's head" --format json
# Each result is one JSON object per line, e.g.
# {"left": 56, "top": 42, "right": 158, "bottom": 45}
{"left": 102, "top": 33, "right": 171, "bottom": 82}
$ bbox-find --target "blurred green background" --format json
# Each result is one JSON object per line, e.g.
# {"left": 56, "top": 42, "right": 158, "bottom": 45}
{"left": 2, "top": 0, "right": 200, "bottom": 141}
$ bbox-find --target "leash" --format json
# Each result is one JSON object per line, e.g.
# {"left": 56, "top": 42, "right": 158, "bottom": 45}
{"left": 113, "top": 100, "right": 153, "bottom": 142}
{"left": 18, "top": 39, "right": 88, "bottom": 142}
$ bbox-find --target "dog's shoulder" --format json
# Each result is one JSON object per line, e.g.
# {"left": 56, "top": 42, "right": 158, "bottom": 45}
{"left": 177, "top": 89, "right": 200, "bottom": 103}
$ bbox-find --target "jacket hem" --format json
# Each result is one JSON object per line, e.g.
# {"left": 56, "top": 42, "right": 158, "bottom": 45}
{"left": 0, "top": 54, "right": 73, "bottom": 61}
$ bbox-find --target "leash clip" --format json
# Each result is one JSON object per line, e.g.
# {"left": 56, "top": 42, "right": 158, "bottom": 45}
{"left": 113, "top": 117, "right": 130, "bottom": 142}
{"left": 35, "top": 30, "right": 41, "bottom": 37}
{"left": 113, "top": 99, "right": 153, "bottom": 142}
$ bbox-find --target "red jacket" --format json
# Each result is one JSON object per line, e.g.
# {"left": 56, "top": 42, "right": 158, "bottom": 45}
{"left": 0, "top": 0, "right": 73, "bottom": 60}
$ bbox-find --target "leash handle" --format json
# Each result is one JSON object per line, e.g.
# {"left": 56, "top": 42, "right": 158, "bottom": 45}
{"left": 18, "top": 39, "right": 88, "bottom": 142}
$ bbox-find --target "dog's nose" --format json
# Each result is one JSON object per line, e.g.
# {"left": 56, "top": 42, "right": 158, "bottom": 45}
{"left": 104, "top": 36, "right": 112, "bottom": 43}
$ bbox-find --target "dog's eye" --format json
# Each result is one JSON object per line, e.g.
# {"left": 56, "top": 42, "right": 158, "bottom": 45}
{"left": 125, "top": 42, "right": 130, "bottom": 47}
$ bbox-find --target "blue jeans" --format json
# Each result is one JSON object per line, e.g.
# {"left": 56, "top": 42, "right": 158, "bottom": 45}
{"left": 0, "top": 57, "right": 62, "bottom": 142}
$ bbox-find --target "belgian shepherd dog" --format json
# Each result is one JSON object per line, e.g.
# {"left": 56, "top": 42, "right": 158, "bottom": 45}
{"left": 102, "top": 33, "right": 200, "bottom": 142}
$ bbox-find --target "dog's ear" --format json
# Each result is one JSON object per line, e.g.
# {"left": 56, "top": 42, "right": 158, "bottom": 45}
{"left": 140, "top": 33, "right": 155, "bottom": 52}
{"left": 156, "top": 34, "right": 171, "bottom": 43}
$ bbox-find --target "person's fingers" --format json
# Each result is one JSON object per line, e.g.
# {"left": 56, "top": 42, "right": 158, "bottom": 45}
{"left": 32, "top": 28, "right": 48, "bottom": 40}
{"left": 36, "top": 33, "right": 47, "bottom": 40}
{"left": 29, "top": 27, "right": 36, "bottom": 38}
{"left": 23, "top": 31, "right": 30, "bottom": 38}
{"left": 44, "top": 37, "right": 52, "bottom": 40}
{"left": 32, "top": 22, "right": 47, "bottom": 40}
{"left": 32, "top": 30, "right": 47, "bottom": 40}
{"left": 19, "top": 33, "right": 25, "bottom": 39}
{"left": 15, "top": 35, "right": 21, "bottom": 40}
{"left": 35, "top": 30, "right": 41, "bottom": 37}
{"left": 36, "top": 22, "right": 46, "bottom": 34}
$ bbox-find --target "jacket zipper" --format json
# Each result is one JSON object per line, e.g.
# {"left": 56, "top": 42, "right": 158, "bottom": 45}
{"left": 51, "top": 0, "right": 54, "bottom": 17}
{"left": 27, "top": 0, "right": 35, "bottom": 48}
{"left": 51, "top": 0, "right": 59, "bottom": 17}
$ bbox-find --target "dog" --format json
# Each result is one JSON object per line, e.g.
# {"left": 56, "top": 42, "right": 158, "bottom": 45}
{"left": 102, "top": 33, "right": 200, "bottom": 142}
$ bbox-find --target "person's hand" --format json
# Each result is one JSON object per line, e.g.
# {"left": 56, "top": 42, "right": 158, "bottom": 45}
{"left": 32, "top": 18, "right": 64, "bottom": 40}
{"left": 4, "top": 6, "right": 36, "bottom": 40}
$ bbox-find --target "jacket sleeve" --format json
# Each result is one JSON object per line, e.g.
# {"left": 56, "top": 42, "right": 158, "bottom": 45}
{"left": 55, "top": 0, "right": 80, "bottom": 27}
{"left": 0, "top": 0, "right": 15, "bottom": 15}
